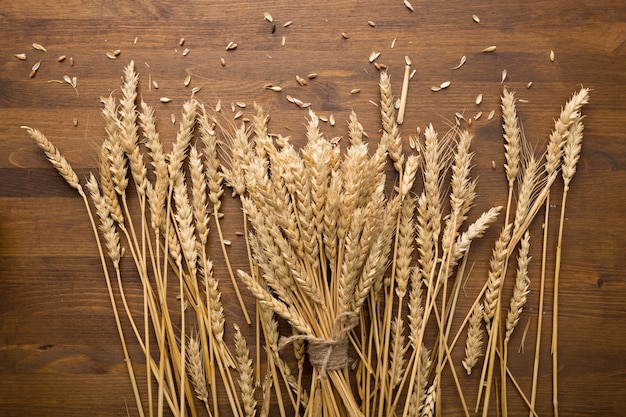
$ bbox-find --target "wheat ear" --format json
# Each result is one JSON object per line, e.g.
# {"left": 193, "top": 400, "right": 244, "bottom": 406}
{"left": 24, "top": 127, "right": 80, "bottom": 190}
{"left": 552, "top": 113, "right": 586, "bottom": 417}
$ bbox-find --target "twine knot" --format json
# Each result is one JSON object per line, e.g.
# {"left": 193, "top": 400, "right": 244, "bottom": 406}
{"left": 279, "top": 312, "right": 359, "bottom": 380}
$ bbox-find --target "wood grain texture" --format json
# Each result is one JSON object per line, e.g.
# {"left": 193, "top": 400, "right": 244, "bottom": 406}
{"left": 1, "top": 1, "right": 626, "bottom": 416}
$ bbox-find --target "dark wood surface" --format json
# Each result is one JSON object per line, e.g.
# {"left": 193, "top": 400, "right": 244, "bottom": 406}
{"left": 2, "top": 1, "right": 626, "bottom": 416}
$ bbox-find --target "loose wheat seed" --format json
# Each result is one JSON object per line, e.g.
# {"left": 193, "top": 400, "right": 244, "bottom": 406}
{"left": 179, "top": 38, "right": 185, "bottom": 46}
{"left": 492, "top": 160, "right": 497, "bottom": 170}
{"left": 14, "top": 53, "right": 26, "bottom": 60}
{"left": 286, "top": 95, "right": 294, "bottom": 103}
{"left": 329, "top": 114, "right": 336, "bottom": 126}
{"left": 32, "top": 43, "right": 47, "bottom": 52}
{"left": 234, "top": 111, "right": 243, "bottom": 120}
{"left": 221, "top": 57, "right": 226, "bottom": 66}
{"left": 476, "top": 93, "right": 483, "bottom": 105}
{"left": 391, "top": 38, "right": 397, "bottom": 48}
{"left": 369, "top": 51, "right": 381, "bottom": 62}
{"left": 223, "top": 239, "right": 232, "bottom": 246}
{"left": 283, "top": 20, "right": 293, "bottom": 27}
{"left": 374, "top": 62, "right": 387, "bottom": 70}
{"left": 404, "top": 0, "right": 414, "bottom": 11}
{"left": 106, "top": 52, "right": 117, "bottom": 59}
{"left": 152, "top": 80, "right": 159, "bottom": 89}
{"left": 215, "top": 100, "right": 222, "bottom": 112}
{"left": 526, "top": 81, "right": 533, "bottom": 89}
{"left": 264, "top": 12, "right": 273, "bottom": 23}
{"left": 440, "top": 81, "right": 451, "bottom": 89}
{"left": 184, "top": 74, "right": 191, "bottom": 86}
{"left": 230, "top": 102, "right": 236, "bottom": 112}
{"left": 29, "top": 70, "right": 37, "bottom": 78}
{"left": 226, "top": 41, "right": 238, "bottom": 50}
{"left": 113, "top": 49, "right": 121, "bottom": 56}
{"left": 265, "top": 85, "right": 282, "bottom": 92}
{"left": 319, "top": 115, "right": 328, "bottom": 122}
{"left": 63, "top": 74, "right": 72, "bottom": 85}
{"left": 518, "top": 99, "right": 529, "bottom": 103}
{"left": 237, "top": 102, "right": 246, "bottom": 108}
{"left": 171, "top": 113, "right": 176, "bottom": 125}
{"left": 431, "top": 86, "right": 441, "bottom": 92}
{"left": 501, "top": 69, "right": 507, "bottom": 83}
{"left": 472, "top": 14, "right": 480, "bottom": 23}
{"left": 410, "top": 69, "right": 416, "bottom": 79}
{"left": 281, "top": 36, "right": 286, "bottom": 46}
{"left": 235, "top": 231, "right": 244, "bottom": 236}
{"left": 487, "top": 109, "right": 496, "bottom": 120}
{"left": 296, "top": 75, "right": 307, "bottom": 86}
{"left": 475, "top": 111, "right": 483, "bottom": 120}
{"left": 307, "top": 73, "right": 317, "bottom": 79}
{"left": 72, "top": 117, "right": 78, "bottom": 127}
{"left": 483, "top": 45, "right": 497, "bottom": 52}
{"left": 69, "top": 57, "right": 74, "bottom": 66}
{"left": 160, "top": 97, "right": 172, "bottom": 103}
{"left": 452, "top": 55, "right": 467, "bottom": 69}
{"left": 368, "top": 20, "right": 376, "bottom": 27}
{"left": 341, "top": 32, "right": 349, "bottom": 39}
{"left": 57, "top": 55, "right": 66, "bottom": 62}
{"left": 550, "top": 50, "right": 555, "bottom": 62}
{"left": 182, "top": 48, "right": 190, "bottom": 56}
{"left": 350, "top": 88, "right": 361, "bottom": 94}
{"left": 368, "top": 100, "right": 378, "bottom": 106}
{"left": 133, "top": 37, "right": 138, "bottom": 45}
{"left": 32, "top": 61, "right": 41, "bottom": 71}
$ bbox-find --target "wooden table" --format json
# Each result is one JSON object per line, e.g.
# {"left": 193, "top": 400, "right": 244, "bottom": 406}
{"left": 1, "top": 1, "right": 625, "bottom": 416}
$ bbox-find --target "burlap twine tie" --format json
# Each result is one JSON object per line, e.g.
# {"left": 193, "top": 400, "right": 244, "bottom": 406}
{"left": 279, "top": 312, "right": 359, "bottom": 380}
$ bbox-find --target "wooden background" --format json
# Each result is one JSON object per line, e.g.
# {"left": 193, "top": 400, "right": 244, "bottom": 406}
{"left": 1, "top": 0, "right": 625, "bottom": 416}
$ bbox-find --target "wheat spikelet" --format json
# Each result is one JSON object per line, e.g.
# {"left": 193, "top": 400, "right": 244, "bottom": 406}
{"left": 562, "top": 115, "right": 585, "bottom": 186}
{"left": 186, "top": 334, "right": 209, "bottom": 404}
{"left": 400, "top": 154, "right": 420, "bottom": 198}
{"left": 189, "top": 146, "right": 210, "bottom": 245}
{"left": 545, "top": 87, "right": 590, "bottom": 175}
{"left": 139, "top": 101, "right": 169, "bottom": 230}
{"left": 198, "top": 104, "right": 224, "bottom": 211}
{"left": 118, "top": 61, "right": 148, "bottom": 194}
{"left": 389, "top": 317, "right": 408, "bottom": 388}
{"left": 513, "top": 155, "right": 540, "bottom": 235}
{"left": 86, "top": 173, "right": 121, "bottom": 266}
{"left": 442, "top": 129, "right": 476, "bottom": 250}
{"left": 462, "top": 302, "right": 484, "bottom": 375}
{"left": 221, "top": 121, "right": 253, "bottom": 197}
{"left": 408, "top": 267, "right": 424, "bottom": 348}
{"left": 502, "top": 87, "right": 522, "bottom": 186}
{"left": 98, "top": 140, "right": 124, "bottom": 224}
{"left": 169, "top": 99, "right": 198, "bottom": 185}
{"left": 379, "top": 71, "right": 404, "bottom": 171}
{"left": 505, "top": 231, "right": 531, "bottom": 343}
{"left": 452, "top": 206, "right": 502, "bottom": 263}
{"left": 323, "top": 169, "right": 341, "bottom": 273}
{"left": 302, "top": 113, "right": 333, "bottom": 239}
{"left": 483, "top": 224, "right": 513, "bottom": 324}
{"left": 395, "top": 196, "right": 416, "bottom": 299}
{"left": 348, "top": 110, "right": 366, "bottom": 145}
{"left": 25, "top": 127, "right": 80, "bottom": 190}
{"left": 172, "top": 177, "right": 198, "bottom": 274}
{"left": 419, "top": 377, "right": 437, "bottom": 417}
{"left": 234, "top": 324, "right": 257, "bottom": 417}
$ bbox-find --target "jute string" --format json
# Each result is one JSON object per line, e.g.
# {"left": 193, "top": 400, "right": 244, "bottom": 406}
{"left": 278, "top": 312, "right": 359, "bottom": 379}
